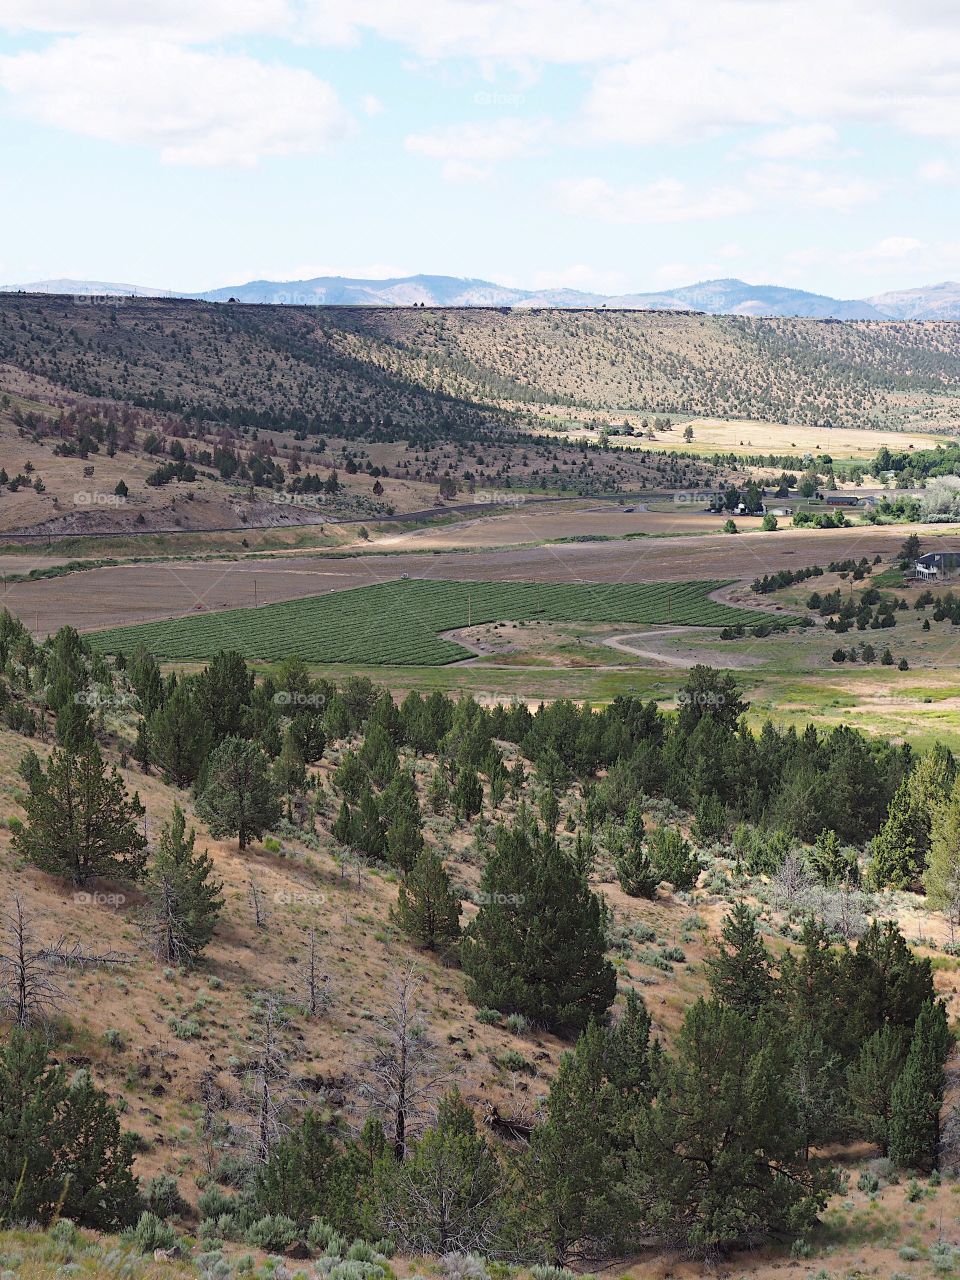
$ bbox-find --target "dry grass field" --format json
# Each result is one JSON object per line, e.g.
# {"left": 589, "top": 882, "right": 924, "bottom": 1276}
{"left": 530, "top": 414, "right": 948, "bottom": 460}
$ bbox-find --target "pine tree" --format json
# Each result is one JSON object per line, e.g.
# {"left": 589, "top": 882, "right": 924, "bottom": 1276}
{"left": 641, "top": 999, "right": 831, "bottom": 1250}
{"left": 253, "top": 1109, "right": 341, "bottom": 1226}
{"left": 148, "top": 681, "right": 211, "bottom": 787}
{"left": 925, "top": 776, "right": 960, "bottom": 940}
{"left": 376, "top": 1088, "right": 503, "bottom": 1254}
{"left": 392, "top": 846, "right": 461, "bottom": 950}
{"left": 144, "top": 805, "right": 224, "bottom": 967}
{"left": 889, "top": 1000, "right": 950, "bottom": 1169}
{"left": 452, "top": 768, "right": 483, "bottom": 821}
{"left": 648, "top": 825, "right": 699, "bottom": 890}
{"left": 706, "top": 903, "right": 774, "bottom": 1018}
{"left": 615, "top": 840, "right": 658, "bottom": 898}
{"left": 0, "top": 1030, "right": 140, "bottom": 1228}
{"left": 196, "top": 736, "right": 281, "bottom": 851}
{"left": 273, "top": 727, "right": 307, "bottom": 818}
{"left": 523, "top": 1021, "right": 625, "bottom": 1265}
{"left": 461, "top": 821, "right": 616, "bottom": 1035}
{"left": 13, "top": 744, "right": 147, "bottom": 885}
{"left": 847, "top": 1024, "right": 908, "bottom": 1156}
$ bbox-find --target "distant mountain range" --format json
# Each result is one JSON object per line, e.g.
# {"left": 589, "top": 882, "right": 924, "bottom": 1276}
{"left": 4, "top": 274, "right": 960, "bottom": 320}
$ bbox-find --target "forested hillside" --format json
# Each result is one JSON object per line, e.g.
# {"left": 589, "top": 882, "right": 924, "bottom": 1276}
{"left": 1, "top": 296, "right": 958, "bottom": 439}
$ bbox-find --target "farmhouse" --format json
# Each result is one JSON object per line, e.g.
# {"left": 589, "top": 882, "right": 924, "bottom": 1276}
{"left": 913, "top": 551, "right": 960, "bottom": 581}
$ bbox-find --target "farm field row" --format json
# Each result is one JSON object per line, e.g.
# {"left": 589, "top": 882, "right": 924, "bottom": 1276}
{"left": 90, "top": 578, "right": 778, "bottom": 666}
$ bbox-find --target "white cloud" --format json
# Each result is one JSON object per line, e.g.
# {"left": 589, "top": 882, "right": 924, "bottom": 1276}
{"left": 555, "top": 176, "right": 752, "bottom": 224}
{"left": 405, "top": 117, "right": 547, "bottom": 180}
{"left": 0, "top": 37, "right": 354, "bottom": 166}
{"left": 866, "top": 236, "right": 927, "bottom": 260}
{"left": 362, "top": 94, "right": 385, "bottom": 116}
{"left": 746, "top": 124, "right": 838, "bottom": 159}
{"left": 0, "top": 0, "right": 290, "bottom": 41}
{"left": 555, "top": 166, "right": 878, "bottom": 225}
{"left": 304, "top": 0, "right": 960, "bottom": 145}
{"left": 919, "top": 158, "right": 960, "bottom": 184}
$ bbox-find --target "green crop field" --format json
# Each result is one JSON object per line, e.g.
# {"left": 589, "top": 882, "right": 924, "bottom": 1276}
{"left": 90, "top": 579, "right": 785, "bottom": 666}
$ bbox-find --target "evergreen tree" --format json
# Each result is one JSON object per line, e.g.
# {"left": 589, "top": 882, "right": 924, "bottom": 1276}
{"left": 376, "top": 1088, "right": 504, "bottom": 1254}
{"left": 604, "top": 988, "right": 655, "bottom": 1123}
{"left": 386, "top": 810, "right": 424, "bottom": 874}
{"left": 787, "top": 1022, "right": 844, "bottom": 1159}
{"left": 461, "top": 821, "right": 616, "bottom": 1035}
{"left": 359, "top": 722, "right": 399, "bottom": 787}
{"left": 844, "top": 921, "right": 934, "bottom": 1043}
{"left": 639, "top": 999, "right": 831, "bottom": 1250}
{"left": 355, "top": 785, "right": 386, "bottom": 858}
{"left": 128, "top": 645, "right": 164, "bottom": 716}
{"left": 706, "top": 903, "right": 774, "bottom": 1019}
{"left": 194, "top": 650, "right": 253, "bottom": 743}
{"left": 13, "top": 745, "right": 147, "bottom": 885}
{"left": 889, "top": 1000, "right": 950, "bottom": 1169}
{"left": 273, "top": 727, "right": 307, "bottom": 817}
{"left": 925, "top": 776, "right": 960, "bottom": 939}
{"left": 648, "top": 825, "right": 700, "bottom": 890}
{"left": 614, "top": 839, "right": 658, "bottom": 898}
{"left": 847, "top": 1024, "right": 908, "bottom": 1156}
{"left": 148, "top": 681, "right": 211, "bottom": 787}
{"left": 523, "top": 1022, "right": 626, "bottom": 1265}
{"left": 144, "top": 805, "right": 224, "bottom": 967}
{"left": 0, "top": 1030, "right": 140, "bottom": 1228}
{"left": 452, "top": 768, "right": 484, "bottom": 821}
{"left": 809, "top": 829, "right": 854, "bottom": 885}
{"left": 195, "top": 736, "right": 281, "bottom": 851}
{"left": 392, "top": 846, "right": 461, "bottom": 950}
{"left": 254, "top": 1110, "right": 342, "bottom": 1226}
{"left": 133, "top": 717, "right": 151, "bottom": 770}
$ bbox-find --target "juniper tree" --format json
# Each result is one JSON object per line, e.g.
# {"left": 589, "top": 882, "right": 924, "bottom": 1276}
{"left": 13, "top": 744, "right": 147, "bottom": 885}
{"left": 523, "top": 1021, "right": 626, "bottom": 1265}
{"left": 452, "top": 768, "right": 483, "bottom": 822}
{"left": 0, "top": 1030, "right": 140, "bottom": 1228}
{"left": 196, "top": 735, "right": 281, "bottom": 851}
{"left": 376, "top": 1087, "right": 504, "bottom": 1254}
{"left": 639, "top": 999, "right": 832, "bottom": 1251}
{"left": 706, "top": 903, "right": 775, "bottom": 1019}
{"left": 147, "top": 680, "right": 211, "bottom": 787}
{"left": 847, "top": 1024, "right": 908, "bottom": 1156}
{"left": 392, "top": 846, "right": 461, "bottom": 951}
{"left": 648, "top": 825, "right": 699, "bottom": 890}
{"left": 615, "top": 840, "right": 659, "bottom": 898}
{"left": 925, "top": 776, "right": 960, "bottom": 941}
{"left": 144, "top": 805, "right": 224, "bottom": 967}
{"left": 889, "top": 1000, "right": 950, "bottom": 1169}
{"left": 461, "top": 820, "right": 616, "bottom": 1036}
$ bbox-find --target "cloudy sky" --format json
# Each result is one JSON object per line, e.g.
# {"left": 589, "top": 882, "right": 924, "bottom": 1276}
{"left": 0, "top": 0, "right": 958, "bottom": 295}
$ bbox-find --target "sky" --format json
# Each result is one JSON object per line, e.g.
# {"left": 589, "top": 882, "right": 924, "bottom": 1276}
{"left": 0, "top": 0, "right": 958, "bottom": 297}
